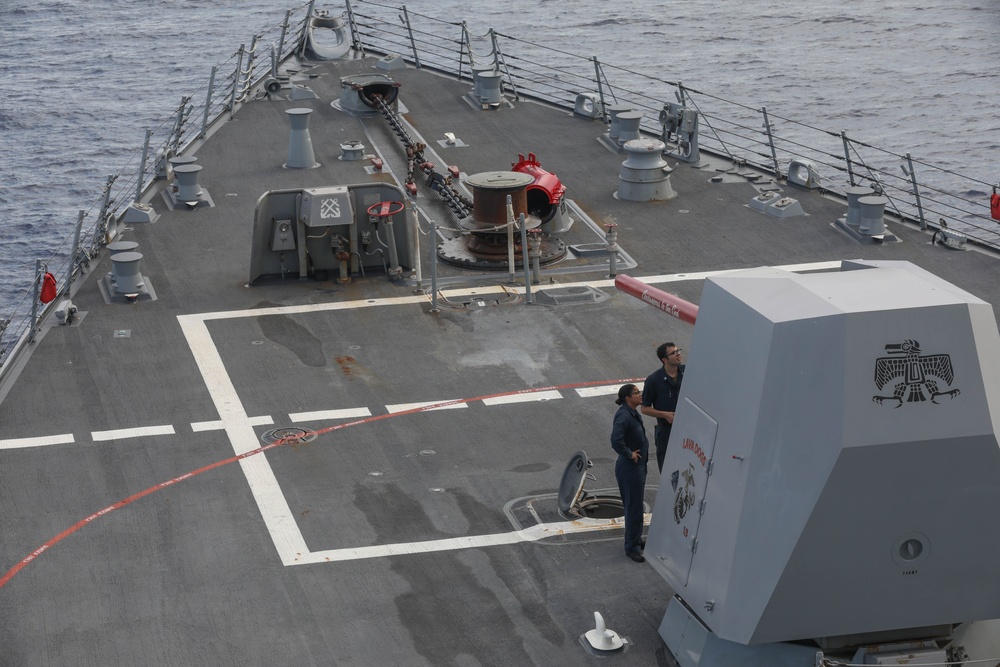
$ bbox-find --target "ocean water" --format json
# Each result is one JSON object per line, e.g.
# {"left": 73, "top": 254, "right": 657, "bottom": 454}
{"left": 1, "top": 0, "right": 998, "bottom": 319}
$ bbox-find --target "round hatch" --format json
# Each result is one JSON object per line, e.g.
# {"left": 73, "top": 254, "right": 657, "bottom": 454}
{"left": 557, "top": 450, "right": 625, "bottom": 519}
{"left": 558, "top": 450, "right": 591, "bottom": 515}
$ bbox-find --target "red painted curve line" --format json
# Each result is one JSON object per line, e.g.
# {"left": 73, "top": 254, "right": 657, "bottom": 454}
{"left": 0, "top": 376, "right": 642, "bottom": 591}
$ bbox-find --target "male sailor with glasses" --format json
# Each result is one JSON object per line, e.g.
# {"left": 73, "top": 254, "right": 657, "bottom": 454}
{"left": 640, "top": 342, "right": 685, "bottom": 473}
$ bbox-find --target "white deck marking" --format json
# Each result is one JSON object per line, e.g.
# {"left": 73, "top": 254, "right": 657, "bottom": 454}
{"left": 176, "top": 262, "right": 840, "bottom": 565}
{"left": 191, "top": 415, "right": 273, "bottom": 432}
{"left": 178, "top": 316, "right": 308, "bottom": 566}
{"left": 288, "top": 407, "right": 371, "bottom": 422}
{"left": 386, "top": 401, "right": 467, "bottom": 413}
{"left": 482, "top": 390, "right": 563, "bottom": 406}
{"left": 91, "top": 425, "right": 176, "bottom": 442}
{"left": 190, "top": 261, "right": 844, "bottom": 323}
{"left": 0, "top": 433, "right": 75, "bottom": 450}
{"left": 576, "top": 382, "right": 645, "bottom": 398}
{"left": 298, "top": 515, "right": 652, "bottom": 564}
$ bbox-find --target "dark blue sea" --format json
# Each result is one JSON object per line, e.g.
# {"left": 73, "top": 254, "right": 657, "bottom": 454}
{"left": 1, "top": 0, "right": 998, "bottom": 317}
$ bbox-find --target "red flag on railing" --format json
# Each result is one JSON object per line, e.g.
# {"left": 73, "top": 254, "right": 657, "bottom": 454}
{"left": 40, "top": 272, "right": 57, "bottom": 304}
{"left": 991, "top": 186, "right": 1000, "bottom": 221}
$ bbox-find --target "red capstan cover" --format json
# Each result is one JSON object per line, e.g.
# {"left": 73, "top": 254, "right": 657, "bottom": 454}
{"left": 40, "top": 272, "right": 57, "bottom": 304}
{"left": 511, "top": 152, "right": 566, "bottom": 204}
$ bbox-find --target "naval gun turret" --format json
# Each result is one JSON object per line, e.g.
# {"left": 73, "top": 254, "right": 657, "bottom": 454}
{"left": 621, "top": 260, "right": 1000, "bottom": 665}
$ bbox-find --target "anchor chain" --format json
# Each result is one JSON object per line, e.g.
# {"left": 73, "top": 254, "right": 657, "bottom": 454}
{"left": 372, "top": 94, "right": 473, "bottom": 219}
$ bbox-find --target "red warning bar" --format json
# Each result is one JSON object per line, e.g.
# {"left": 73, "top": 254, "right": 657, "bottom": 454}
{"left": 614, "top": 274, "right": 698, "bottom": 325}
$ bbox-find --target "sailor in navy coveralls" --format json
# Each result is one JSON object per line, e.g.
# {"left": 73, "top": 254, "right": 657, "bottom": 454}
{"left": 641, "top": 342, "right": 685, "bottom": 473}
{"left": 610, "top": 383, "right": 649, "bottom": 562}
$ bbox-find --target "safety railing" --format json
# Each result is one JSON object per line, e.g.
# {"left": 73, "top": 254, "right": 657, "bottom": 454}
{"left": 0, "top": 2, "right": 315, "bottom": 376}
{"left": 352, "top": 0, "right": 996, "bottom": 238}
{"left": 2, "top": 0, "right": 997, "bottom": 378}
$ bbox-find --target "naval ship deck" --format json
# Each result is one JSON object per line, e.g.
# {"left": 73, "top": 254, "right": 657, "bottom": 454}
{"left": 2, "top": 50, "right": 1000, "bottom": 666}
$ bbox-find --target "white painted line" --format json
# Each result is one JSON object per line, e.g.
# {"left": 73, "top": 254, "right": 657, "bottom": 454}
{"left": 0, "top": 433, "right": 75, "bottom": 450}
{"left": 170, "top": 260, "right": 842, "bottom": 569}
{"left": 191, "top": 421, "right": 221, "bottom": 433}
{"left": 482, "top": 390, "right": 562, "bottom": 406}
{"left": 191, "top": 415, "right": 273, "bottom": 432}
{"left": 191, "top": 262, "right": 844, "bottom": 323}
{"left": 619, "top": 261, "right": 845, "bottom": 286}
{"left": 91, "top": 425, "right": 176, "bottom": 442}
{"left": 576, "top": 382, "right": 644, "bottom": 398}
{"left": 298, "top": 514, "right": 652, "bottom": 564}
{"left": 386, "top": 401, "right": 467, "bottom": 413}
{"left": 178, "top": 315, "right": 308, "bottom": 566}
{"left": 289, "top": 407, "right": 371, "bottom": 422}
{"left": 197, "top": 294, "right": 429, "bottom": 322}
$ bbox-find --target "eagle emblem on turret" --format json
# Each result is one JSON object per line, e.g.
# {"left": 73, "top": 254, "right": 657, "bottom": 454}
{"left": 872, "top": 339, "right": 960, "bottom": 408}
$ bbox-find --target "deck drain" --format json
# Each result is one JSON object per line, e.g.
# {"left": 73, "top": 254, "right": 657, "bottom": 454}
{"left": 261, "top": 427, "right": 318, "bottom": 445}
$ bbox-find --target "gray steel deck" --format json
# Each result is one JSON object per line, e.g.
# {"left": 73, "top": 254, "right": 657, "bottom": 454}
{"left": 1, "top": 52, "right": 999, "bottom": 666}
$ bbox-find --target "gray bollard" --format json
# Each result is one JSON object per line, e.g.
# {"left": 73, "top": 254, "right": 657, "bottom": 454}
{"left": 173, "top": 164, "right": 204, "bottom": 203}
{"left": 111, "top": 251, "right": 145, "bottom": 294}
{"left": 471, "top": 64, "right": 496, "bottom": 99}
{"left": 616, "top": 111, "right": 643, "bottom": 145}
{"left": 106, "top": 241, "right": 139, "bottom": 286}
{"left": 107, "top": 241, "right": 139, "bottom": 257}
{"left": 607, "top": 104, "right": 633, "bottom": 142}
{"left": 858, "top": 195, "right": 888, "bottom": 235}
{"left": 477, "top": 72, "right": 503, "bottom": 106}
{"left": 168, "top": 155, "right": 197, "bottom": 188}
{"left": 844, "top": 186, "right": 875, "bottom": 226}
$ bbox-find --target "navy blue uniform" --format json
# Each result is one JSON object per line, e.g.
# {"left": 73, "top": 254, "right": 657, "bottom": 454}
{"left": 610, "top": 403, "right": 649, "bottom": 556}
{"left": 641, "top": 364, "right": 685, "bottom": 473}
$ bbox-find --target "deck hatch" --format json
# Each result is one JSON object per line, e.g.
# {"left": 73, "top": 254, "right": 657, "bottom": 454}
{"left": 557, "top": 450, "right": 624, "bottom": 519}
{"left": 261, "top": 427, "right": 318, "bottom": 445}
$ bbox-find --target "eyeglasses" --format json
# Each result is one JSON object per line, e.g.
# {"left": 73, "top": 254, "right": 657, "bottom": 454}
{"left": 631, "top": 390, "right": 642, "bottom": 395}
{"left": 668, "top": 348, "right": 683, "bottom": 356}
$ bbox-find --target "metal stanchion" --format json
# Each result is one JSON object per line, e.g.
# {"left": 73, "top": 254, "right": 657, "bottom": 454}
{"left": 604, "top": 222, "right": 619, "bottom": 277}
{"left": 519, "top": 214, "right": 531, "bottom": 304}
{"left": 430, "top": 217, "right": 439, "bottom": 313}
{"left": 528, "top": 228, "right": 542, "bottom": 284}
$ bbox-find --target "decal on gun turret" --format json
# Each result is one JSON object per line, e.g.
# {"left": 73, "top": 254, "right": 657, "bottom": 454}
{"left": 872, "top": 339, "right": 961, "bottom": 408}
{"left": 672, "top": 463, "right": 696, "bottom": 523}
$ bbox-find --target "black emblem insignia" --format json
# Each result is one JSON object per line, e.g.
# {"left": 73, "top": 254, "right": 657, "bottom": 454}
{"left": 873, "top": 339, "right": 961, "bottom": 408}
{"left": 673, "top": 463, "right": 696, "bottom": 524}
